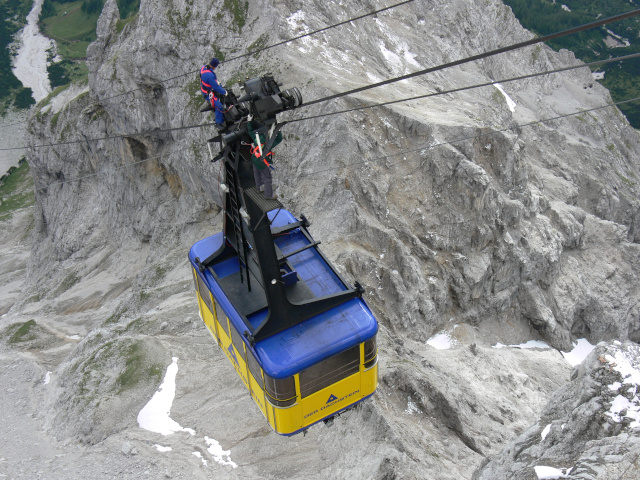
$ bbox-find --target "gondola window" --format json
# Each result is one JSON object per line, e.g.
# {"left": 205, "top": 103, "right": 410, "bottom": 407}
{"left": 264, "top": 374, "right": 296, "bottom": 407}
{"left": 299, "top": 345, "right": 360, "bottom": 398}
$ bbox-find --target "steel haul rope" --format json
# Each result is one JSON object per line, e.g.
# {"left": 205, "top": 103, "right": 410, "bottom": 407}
{"left": 4, "top": 49, "right": 639, "bottom": 153}
{"left": 302, "top": 8, "right": 640, "bottom": 107}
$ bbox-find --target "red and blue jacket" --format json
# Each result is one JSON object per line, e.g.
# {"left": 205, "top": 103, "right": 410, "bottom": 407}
{"left": 200, "top": 65, "right": 226, "bottom": 100}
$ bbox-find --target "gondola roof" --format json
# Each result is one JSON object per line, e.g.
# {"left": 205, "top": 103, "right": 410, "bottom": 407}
{"left": 189, "top": 209, "right": 378, "bottom": 378}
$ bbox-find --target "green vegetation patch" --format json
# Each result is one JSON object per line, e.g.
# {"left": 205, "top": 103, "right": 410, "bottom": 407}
{"left": 0, "top": 158, "right": 35, "bottom": 221}
{"left": 8, "top": 319, "right": 38, "bottom": 343}
{"left": 76, "top": 338, "right": 163, "bottom": 395}
{"left": 103, "top": 308, "right": 128, "bottom": 325}
{"left": 247, "top": 33, "right": 268, "bottom": 57}
{"left": 50, "top": 110, "right": 61, "bottom": 129}
{"left": 121, "top": 317, "right": 144, "bottom": 333}
{"left": 117, "top": 0, "right": 140, "bottom": 20}
{"left": 219, "top": 0, "right": 249, "bottom": 31}
{"left": 139, "top": 290, "right": 151, "bottom": 302}
{"left": 617, "top": 170, "right": 636, "bottom": 187}
{"left": 115, "top": 12, "right": 138, "bottom": 33}
{"left": 2, "top": 319, "right": 64, "bottom": 351}
{"left": 38, "top": 83, "right": 71, "bottom": 109}
{"left": 48, "top": 59, "right": 88, "bottom": 88}
{"left": 167, "top": 7, "right": 192, "bottom": 38}
{"left": 52, "top": 272, "right": 80, "bottom": 297}
{"left": 0, "top": 0, "right": 35, "bottom": 110}
{"left": 41, "top": 0, "right": 101, "bottom": 59}
{"left": 116, "top": 341, "right": 155, "bottom": 392}
{"left": 155, "top": 265, "right": 168, "bottom": 279}
{"left": 212, "top": 45, "right": 226, "bottom": 62}
{"left": 14, "top": 87, "right": 36, "bottom": 109}
{"left": 502, "top": 0, "right": 640, "bottom": 128}
{"left": 3, "top": 319, "right": 63, "bottom": 351}
{"left": 184, "top": 75, "right": 206, "bottom": 113}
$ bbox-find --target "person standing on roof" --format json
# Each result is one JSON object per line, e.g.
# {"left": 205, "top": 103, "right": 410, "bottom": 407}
{"left": 200, "top": 58, "right": 227, "bottom": 125}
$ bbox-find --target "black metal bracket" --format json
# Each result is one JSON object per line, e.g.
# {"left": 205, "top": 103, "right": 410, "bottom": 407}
{"left": 200, "top": 118, "right": 363, "bottom": 344}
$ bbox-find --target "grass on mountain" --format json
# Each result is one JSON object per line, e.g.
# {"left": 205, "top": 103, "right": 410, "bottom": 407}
{"left": 0, "top": 0, "right": 35, "bottom": 109}
{"left": 13, "top": 87, "right": 36, "bottom": 109}
{"left": 7, "top": 319, "right": 38, "bottom": 343}
{"left": 117, "top": 0, "right": 139, "bottom": 20}
{"left": 75, "top": 338, "right": 163, "bottom": 396}
{"left": 41, "top": 0, "right": 100, "bottom": 59}
{"left": 502, "top": 0, "right": 640, "bottom": 128}
{"left": 0, "top": 158, "right": 35, "bottom": 222}
{"left": 48, "top": 58, "right": 89, "bottom": 88}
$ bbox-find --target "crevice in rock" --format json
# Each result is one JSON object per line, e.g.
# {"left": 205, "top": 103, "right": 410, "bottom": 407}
{"left": 124, "top": 137, "right": 147, "bottom": 162}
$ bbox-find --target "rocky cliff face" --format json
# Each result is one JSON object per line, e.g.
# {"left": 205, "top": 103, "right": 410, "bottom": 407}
{"left": 474, "top": 341, "right": 640, "bottom": 479}
{"left": 4, "top": 0, "right": 640, "bottom": 478}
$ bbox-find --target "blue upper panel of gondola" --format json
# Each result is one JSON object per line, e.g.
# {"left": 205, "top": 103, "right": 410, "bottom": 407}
{"left": 188, "top": 209, "right": 378, "bottom": 378}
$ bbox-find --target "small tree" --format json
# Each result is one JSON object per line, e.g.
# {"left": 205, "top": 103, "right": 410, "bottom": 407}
{"left": 81, "top": 0, "right": 104, "bottom": 14}
{"left": 14, "top": 87, "right": 35, "bottom": 109}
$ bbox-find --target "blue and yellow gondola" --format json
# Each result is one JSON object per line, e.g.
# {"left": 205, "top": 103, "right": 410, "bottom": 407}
{"left": 189, "top": 209, "right": 378, "bottom": 435}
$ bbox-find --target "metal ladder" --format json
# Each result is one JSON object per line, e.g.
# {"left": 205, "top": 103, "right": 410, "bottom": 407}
{"left": 224, "top": 162, "right": 251, "bottom": 290}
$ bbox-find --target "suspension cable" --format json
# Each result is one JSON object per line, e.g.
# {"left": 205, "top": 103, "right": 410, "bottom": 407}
{"left": 40, "top": 150, "right": 173, "bottom": 189}
{"left": 301, "top": 8, "right": 640, "bottom": 108}
{"left": 96, "top": 0, "right": 416, "bottom": 103}
{"left": 3, "top": 3, "right": 638, "bottom": 133}
{"left": 4, "top": 49, "right": 639, "bottom": 153}
{"left": 287, "top": 52, "right": 640, "bottom": 123}
{"left": 37, "top": 96, "right": 640, "bottom": 190}
{"left": 300, "top": 96, "right": 640, "bottom": 178}
{"left": 0, "top": 121, "right": 219, "bottom": 152}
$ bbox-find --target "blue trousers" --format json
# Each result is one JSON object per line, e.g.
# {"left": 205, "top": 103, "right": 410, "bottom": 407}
{"left": 213, "top": 99, "right": 224, "bottom": 124}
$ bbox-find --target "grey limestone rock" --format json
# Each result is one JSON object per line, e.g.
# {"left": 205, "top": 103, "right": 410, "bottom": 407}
{"left": 9, "top": 0, "right": 640, "bottom": 478}
{"left": 474, "top": 341, "right": 640, "bottom": 480}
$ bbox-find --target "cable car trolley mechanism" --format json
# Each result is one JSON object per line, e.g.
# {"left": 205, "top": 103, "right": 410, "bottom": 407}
{"left": 188, "top": 74, "right": 379, "bottom": 435}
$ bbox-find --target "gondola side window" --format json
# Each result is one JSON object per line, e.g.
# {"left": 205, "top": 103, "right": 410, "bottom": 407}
{"left": 246, "top": 351, "right": 263, "bottom": 386}
{"left": 214, "top": 302, "right": 230, "bottom": 337}
{"left": 264, "top": 374, "right": 296, "bottom": 407}
{"left": 230, "top": 324, "right": 246, "bottom": 360}
{"left": 299, "top": 345, "right": 360, "bottom": 398}
{"left": 196, "top": 274, "right": 213, "bottom": 314}
{"left": 364, "top": 336, "right": 377, "bottom": 369}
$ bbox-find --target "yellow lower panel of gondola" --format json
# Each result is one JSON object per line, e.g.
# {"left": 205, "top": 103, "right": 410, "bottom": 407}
{"left": 268, "top": 364, "right": 378, "bottom": 435}
{"left": 197, "top": 292, "right": 248, "bottom": 388}
{"left": 248, "top": 373, "right": 268, "bottom": 419}
{"left": 269, "top": 401, "right": 302, "bottom": 434}
{"left": 361, "top": 362, "right": 378, "bottom": 396}
{"left": 300, "top": 365, "right": 377, "bottom": 427}
{"left": 195, "top": 290, "right": 378, "bottom": 435}
{"left": 200, "top": 304, "right": 218, "bottom": 343}
{"left": 222, "top": 340, "right": 250, "bottom": 389}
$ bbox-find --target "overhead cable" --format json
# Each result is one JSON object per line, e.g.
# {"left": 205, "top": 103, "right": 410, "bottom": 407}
{"left": 299, "top": 96, "right": 640, "bottom": 178}
{"left": 4, "top": 50, "right": 639, "bottom": 153}
{"left": 3, "top": 2, "right": 637, "bottom": 132}
{"left": 96, "top": 0, "right": 416, "bottom": 103}
{"left": 39, "top": 96, "right": 640, "bottom": 189}
{"left": 0, "top": 121, "right": 218, "bottom": 152}
{"left": 41, "top": 151, "right": 172, "bottom": 189}
{"left": 302, "top": 8, "right": 640, "bottom": 107}
{"left": 288, "top": 52, "right": 640, "bottom": 122}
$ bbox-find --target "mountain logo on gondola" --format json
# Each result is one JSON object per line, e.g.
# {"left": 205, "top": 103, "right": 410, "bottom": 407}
{"left": 227, "top": 344, "right": 238, "bottom": 365}
{"left": 326, "top": 394, "right": 338, "bottom": 404}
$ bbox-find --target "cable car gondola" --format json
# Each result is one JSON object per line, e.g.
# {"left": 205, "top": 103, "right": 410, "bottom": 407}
{"left": 188, "top": 75, "right": 378, "bottom": 435}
